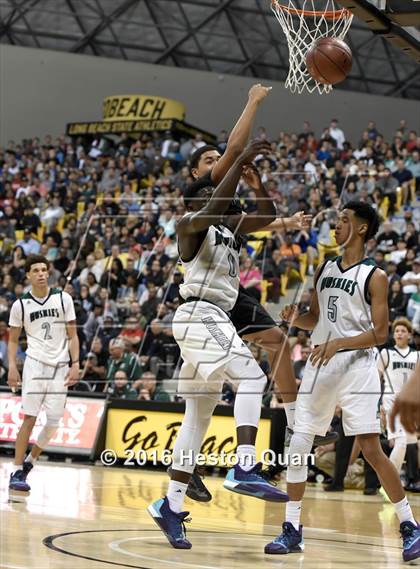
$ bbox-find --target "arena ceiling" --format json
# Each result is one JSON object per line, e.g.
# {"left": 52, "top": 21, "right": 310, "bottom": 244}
{"left": 0, "top": 0, "right": 419, "bottom": 99}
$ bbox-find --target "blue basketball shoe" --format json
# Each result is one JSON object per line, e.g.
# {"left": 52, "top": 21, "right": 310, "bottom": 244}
{"left": 9, "top": 462, "right": 33, "bottom": 492}
{"left": 223, "top": 462, "right": 289, "bottom": 502}
{"left": 265, "top": 522, "right": 304, "bottom": 554}
{"left": 147, "top": 496, "right": 192, "bottom": 549}
{"left": 400, "top": 521, "right": 420, "bottom": 563}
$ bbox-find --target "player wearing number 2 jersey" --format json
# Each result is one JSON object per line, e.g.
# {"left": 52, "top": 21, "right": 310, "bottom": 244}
{"left": 7, "top": 255, "right": 79, "bottom": 494}
{"left": 265, "top": 201, "right": 420, "bottom": 563}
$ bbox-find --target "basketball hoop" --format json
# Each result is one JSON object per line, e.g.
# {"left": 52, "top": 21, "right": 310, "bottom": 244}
{"left": 271, "top": 0, "right": 353, "bottom": 94}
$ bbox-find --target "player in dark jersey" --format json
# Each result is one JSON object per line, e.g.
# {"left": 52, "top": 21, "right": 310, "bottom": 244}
{"left": 184, "top": 84, "right": 337, "bottom": 502}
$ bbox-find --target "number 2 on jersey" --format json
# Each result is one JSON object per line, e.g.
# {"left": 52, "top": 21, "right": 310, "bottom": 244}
{"left": 327, "top": 296, "right": 338, "bottom": 322}
{"left": 42, "top": 322, "right": 53, "bottom": 340}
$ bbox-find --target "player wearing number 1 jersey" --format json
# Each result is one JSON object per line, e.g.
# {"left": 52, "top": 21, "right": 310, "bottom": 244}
{"left": 378, "top": 318, "right": 419, "bottom": 482}
{"left": 265, "top": 202, "right": 420, "bottom": 563}
{"left": 7, "top": 255, "right": 79, "bottom": 494}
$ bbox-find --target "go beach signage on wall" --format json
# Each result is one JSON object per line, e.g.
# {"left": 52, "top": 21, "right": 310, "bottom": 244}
{"left": 66, "top": 94, "right": 216, "bottom": 142}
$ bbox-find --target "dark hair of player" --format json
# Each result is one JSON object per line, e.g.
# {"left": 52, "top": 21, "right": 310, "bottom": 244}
{"left": 25, "top": 254, "right": 50, "bottom": 273}
{"left": 189, "top": 145, "right": 219, "bottom": 173}
{"left": 343, "top": 200, "right": 380, "bottom": 242}
{"left": 392, "top": 317, "right": 413, "bottom": 334}
{"left": 183, "top": 177, "right": 215, "bottom": 208}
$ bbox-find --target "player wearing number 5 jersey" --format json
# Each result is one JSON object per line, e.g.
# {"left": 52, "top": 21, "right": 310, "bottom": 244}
{"left": 7, "top": 255, "right": 79, "bottom": 494}
{"left": 265, "top": 202, "right": 420, "bottom": 563}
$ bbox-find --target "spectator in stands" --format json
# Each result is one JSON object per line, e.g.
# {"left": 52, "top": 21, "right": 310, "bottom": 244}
{"left": 291, "top": 330, "right": 310, "bottom": 362}
{"left": 376, "top": 221, "right": 399, "bottom": 253}
{"left": 105, "top": 337, "right": 142, "bottom": 389}
{"left": 120, "top": 316, "right": 144, "bottom": 351}
{"left": 388, "top": 280, "right": 407, "bottom": 323}
{"left": 240, "top": 258, "right": 263, "bottom": 302}
{"left": 402, "top": 258, "right": 420, "bottom": 295}
{"left": 294, "top": 346, "right": 311, "bottom": 383}
{"left": 16, "top": 229, "right": 41, "bottom": 256}
{"left": 135, "top": 371, "right": 171, "bottom": 402}
{"left": 107, "top": 370, "right": 138, "bottom": 400}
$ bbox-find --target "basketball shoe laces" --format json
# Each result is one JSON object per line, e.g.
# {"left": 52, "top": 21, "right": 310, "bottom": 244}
{"left": 170, "top": 510, "right": 192, "bottom": 540}
{"left": 401, "top": 522, "right": 419, "bottom": 549}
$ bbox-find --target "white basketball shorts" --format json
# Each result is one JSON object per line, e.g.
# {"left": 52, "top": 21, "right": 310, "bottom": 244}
{"left": 382, "top": 396, "right": 418, "bottom": 443}
{"left": 172, "top": 300, "right": 256, "bottom": 396}
{"left": 22, "top": 356, "right": 68, "bottom": 424}
{"left": 294, "top": 349, "right": 382, "bottom": 437}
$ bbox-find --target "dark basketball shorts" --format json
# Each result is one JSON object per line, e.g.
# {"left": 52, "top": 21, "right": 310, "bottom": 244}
{"left": 230, "top": 286, "right": 277, "bottom": 338}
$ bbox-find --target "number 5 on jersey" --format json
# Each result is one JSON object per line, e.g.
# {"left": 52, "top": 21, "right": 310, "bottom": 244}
{"left": 328, "top": 296, "right": 338, "bottom": 323}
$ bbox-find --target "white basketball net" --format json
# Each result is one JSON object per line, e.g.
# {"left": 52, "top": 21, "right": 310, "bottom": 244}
{"left": 271, "top": 0, "right": 353, "bottom": 94}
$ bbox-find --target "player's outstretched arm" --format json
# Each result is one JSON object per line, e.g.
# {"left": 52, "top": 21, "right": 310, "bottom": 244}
{"left": 178, "top": 141, "right": 271, "bottom": 236}
{"left": 265, "top": 211, "right": 312, "bottom": 233}
{"left": 7, "top": 327, "right": 22, "bottom": 392}
{"left": 310, "top": 269, "right": 389, "bottom": 367}
{"left": 211, "top": 84, "right": 272, "bottom": 185}
{"left": 390, "top": 363, "right": 420, "bottom": 433}
{"left": 280, "top": 268, "right": 321, "bottom": 330}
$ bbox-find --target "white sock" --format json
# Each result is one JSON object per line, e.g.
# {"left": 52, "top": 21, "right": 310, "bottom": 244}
{"left": 286, "top": 500, "right": 302, "bottom": 530}
{"left": 393, "top": 497, "right": 416, "bottom": 525}
{"left": 237, "top": 444, "right": 257, "bottom": 471}
{"left": 13, "top": 464, "right": 23, "bottom": 472}
{"left": 25, "top": 453, "right": 37, "bottom": 465}
{"left": 283, "top": 402, "right": 296, "bottom": 429}
{"left": 167, "top": 480, "right": 188, "bottom": 513}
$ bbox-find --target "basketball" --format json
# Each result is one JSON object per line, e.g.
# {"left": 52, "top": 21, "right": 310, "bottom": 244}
{"left": 306, "top": 38, "right": 352, "bottom": 85}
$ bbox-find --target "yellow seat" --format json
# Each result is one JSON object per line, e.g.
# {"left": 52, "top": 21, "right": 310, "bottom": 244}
{"left": 317, "top": 229, "right": 340, "bottom": 264}
{"left": 37, "top": 224, "right": 45, "bottom": 242}
{"left": 299, "top": 253, "right": 308, "bottom": 280}
{"left": 15, "top": 230, "right": 24, "bottom": 242}
{"left": 260, "top": 279, "right": 272, "bottom": 305}
{"left": 379, "top": 196, "right": 390, "bottom": 220}
{"left": 396, "top": 187, "right": 403, "bottom": 212}
{"left": 77, "top": 202, "right": 86, "bottom": 218}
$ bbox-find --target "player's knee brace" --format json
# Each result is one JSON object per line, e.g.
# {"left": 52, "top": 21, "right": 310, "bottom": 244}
{"left": 36, "top": 426, "right": 58, "bottom": 449}
{"left": 286, "top": 432, "right": 315, "bottom": 484}
{"left": 228, "top": 356, "right": 267, "bottom": 428}
{"left": 225, "top": 355, "right": 266, "bottom": 393}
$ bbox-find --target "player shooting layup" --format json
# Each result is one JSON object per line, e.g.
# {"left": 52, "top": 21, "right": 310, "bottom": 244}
{"left": 8, "top": 255, "right": 79, "bottom": 493}
{"left": 148, "top": 141, "right": 289, "bottom": 549}
{"left": 186, "top": 83, "right": 336, "bottom": 503}
{"left": 264, "top": 202, "right": 419, "bottom": 564}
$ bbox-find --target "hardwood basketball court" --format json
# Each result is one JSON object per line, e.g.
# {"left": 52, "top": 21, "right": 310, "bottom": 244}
{"left": 1, "top": 458, "right": 418, "bottom": 568}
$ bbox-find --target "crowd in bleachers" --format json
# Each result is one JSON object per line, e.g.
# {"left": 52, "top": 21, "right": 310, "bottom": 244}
{"left": 0, "top": 118, "right": 419, "bottom": 402}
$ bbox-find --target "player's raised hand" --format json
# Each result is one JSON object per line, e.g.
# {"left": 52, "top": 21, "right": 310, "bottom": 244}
{"left": 241, "top": 164, "right": 262, "bottom": 190}
{"left": 310, "top": 339, "right": 340, "bottom": 367}
{"left": 280, "top": 304, "right": 299, "bottom": 323}
{"left": 289, "top": 211, "right": 313, "bottom": 231}
{"left": 248, "top": 83, "right": 273, "bottom": 104}
{"left": 238, "top": 140, "right": 271, "bottom": 166}
{"left": 7, "top": 366, "right": 21, "bottom": 393}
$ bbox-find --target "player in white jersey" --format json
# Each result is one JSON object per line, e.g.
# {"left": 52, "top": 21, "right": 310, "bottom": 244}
{"left": 378, "top": 318, "right": 419, "bottom": 475}
{"left": 265, "top": 201, "right": 420, "bottom": 563}
{"left": 391, "top": 362, "right": 420, "bottom": 434}
{"left": 148, "top": 140, "right": 289, "bottom": 550}
{"left": 7, "top": 255, "right": 79, "bottom": 493}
